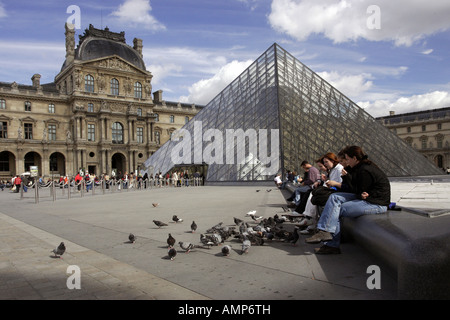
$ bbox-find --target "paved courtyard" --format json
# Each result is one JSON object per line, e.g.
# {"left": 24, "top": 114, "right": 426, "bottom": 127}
{"left": 0, "top": 178, "right": 449, "bottom": 300}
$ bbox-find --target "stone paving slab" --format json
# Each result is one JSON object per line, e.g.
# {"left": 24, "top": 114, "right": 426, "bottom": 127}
{"left": 0, "top": 179, "right": 448, "bottom": 300}
{"left": 0, "top": 212, "right": 208, "bottom": 300}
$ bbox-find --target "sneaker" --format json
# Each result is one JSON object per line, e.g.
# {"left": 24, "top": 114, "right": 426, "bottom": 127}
{"left": 300, "top": 228, "right": 314, "bottom": 235}
{"left": 314, "top": 245, "right": 341, "bottom": 254}
{"left": 296, "top": 217, "right": 314, "bottom": 227}
{"left": 305, "top": 230, "right": 333, "bottom": 244}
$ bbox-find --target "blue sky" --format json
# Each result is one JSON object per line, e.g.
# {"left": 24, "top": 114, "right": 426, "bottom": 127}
{"left": 1, "top": 0, "right": 450, "bottom": 117}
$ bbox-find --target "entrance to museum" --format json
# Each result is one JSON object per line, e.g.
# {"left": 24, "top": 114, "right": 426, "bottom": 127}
{"left": 88, "top": 165, "right": 96, "bottom": 176}
{"left": 24, "top": 152, "right": 42, "bottom": 175}
{"left": 49, "top": 152, "right": 66, "bottom": 178}
{"left": 0, "top": 151, "right": 16, "bottom": 179}
{"left": 111, "top": 153, "right": 126, "bottom": 176}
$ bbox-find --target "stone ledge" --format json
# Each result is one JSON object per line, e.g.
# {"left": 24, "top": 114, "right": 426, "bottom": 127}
{"left": 285, "top": 183, "right": 450, "bottom": 299}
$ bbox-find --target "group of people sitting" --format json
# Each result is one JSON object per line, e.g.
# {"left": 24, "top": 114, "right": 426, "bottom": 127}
{"left": 278, "top": 145, "right": 391, "bottom": 255}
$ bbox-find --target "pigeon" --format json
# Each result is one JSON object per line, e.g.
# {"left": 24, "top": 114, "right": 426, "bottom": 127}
{"left": 251, "top": 214, "right": 263, "bottom": 222}
{"left": 52, "top": 242, "right": 66, "bottom": 258}
{"left": 291, "top": 227, "right": 300, "bottom": 246}
{"left": 153, "top": 220, "right": 168, "bottom": 228}
{"left": 221, "top": 245, "right": 232, "bottom": 256}
{"left": 168, "top": 247, "right": 177, "bottom": 260}
{"left": 256, "top": 190, "right": 260, "bottom": 192}
{"left": 234, "top": 217, "right": 243, "bottom": 226}
{"left": 152, "top": 203, "right": 159, "bottom": 207}
{"left": 191, "top": 221, "right": 197, "bottom": 233}
{"left": 179, "top": 241, "right": 210, "bottom": 253}
{"left": 241, "top": 238, "right": 251, "bottom": 254}
{"left": 266, "top": 189, "right": 272, "bottom": 192}
{"left": 172, "top": 215, "right": 183, "bottom": 223}
{"left": 245, "top": 210, "right": 257, "bottom": 217}
{"left": 200, "top": 234, "right": 215, "bottom": 246}
{"left": 206, "top": 222, "right": 223, "bottom": 233}
{"left": 167, "top": 233, "right": 176, "bottom": 248}
{"left": 211, "top": 233, "right": 223, "bottom": 245}
{"left": 128, "top": 233, "right": 136, "bottom": 243}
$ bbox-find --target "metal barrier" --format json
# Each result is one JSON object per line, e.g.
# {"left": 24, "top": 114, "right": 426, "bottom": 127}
{"left": 16, "top": 177, "right": 204, "bottom": 203}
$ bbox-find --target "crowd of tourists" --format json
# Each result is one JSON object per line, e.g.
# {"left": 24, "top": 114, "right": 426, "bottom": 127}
{"left": 276, "top": 145, "right": 391, "bottom": 255}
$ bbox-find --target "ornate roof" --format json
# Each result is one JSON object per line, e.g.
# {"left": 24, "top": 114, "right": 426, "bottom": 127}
{"left": 61, "top": 24, "right": 146, "bottom": 71}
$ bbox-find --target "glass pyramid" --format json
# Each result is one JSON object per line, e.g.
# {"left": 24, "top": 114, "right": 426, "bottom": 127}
{"left": 143, "top": 44, "right": 442, "bottom": 182}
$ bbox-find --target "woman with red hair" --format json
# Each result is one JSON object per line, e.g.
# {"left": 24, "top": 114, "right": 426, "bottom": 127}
{"left": 305, "top": 146, "right": 391, "bottom": 254}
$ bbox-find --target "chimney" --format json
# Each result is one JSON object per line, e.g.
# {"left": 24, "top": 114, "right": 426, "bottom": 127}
{"left": 153, "top": 90, "right": 163, "bottom": 103}
{"left": 389, "top": 111, "right": 395, "bottom": 116}
{"left": 133, "top": 38, "right": 143, "bottom": 58}
{"left": 31, "top": 74, "right": 41, "bottom": 88}
{"left": 65, "top": 23, "right": 76, "bottom": 65}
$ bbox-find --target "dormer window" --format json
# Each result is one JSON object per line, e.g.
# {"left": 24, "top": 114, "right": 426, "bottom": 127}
{"left": 110, "top": 78, "right": 119, "bottom": 95}
{"left": 85, "top": 74, "right": 94, "bottom": 92}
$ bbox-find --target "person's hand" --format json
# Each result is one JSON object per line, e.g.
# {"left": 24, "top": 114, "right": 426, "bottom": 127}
{"left": 341, "top": 168, "right": 347, "bottom": 176}
{"left": 361, "top": 192, "right": 369, "bottom": 199}
{"left": 327, "top": 180, "right": 337, "bottom": 187}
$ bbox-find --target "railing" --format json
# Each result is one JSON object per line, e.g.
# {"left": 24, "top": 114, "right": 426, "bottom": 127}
{"left": 14, "top": 177, "right": 204, "bottom": 203}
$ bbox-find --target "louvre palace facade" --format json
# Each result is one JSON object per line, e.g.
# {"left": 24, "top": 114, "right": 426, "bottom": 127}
{"left": 0, "top": 23, "right": 203, "bottom": 180}
{"left": 377, "top": 108, "right": 450, "bottom": 171}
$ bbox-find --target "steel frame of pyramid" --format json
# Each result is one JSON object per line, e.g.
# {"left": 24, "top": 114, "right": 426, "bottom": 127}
{"left": 143, "top": 44, "right": 442, "bottom": 182}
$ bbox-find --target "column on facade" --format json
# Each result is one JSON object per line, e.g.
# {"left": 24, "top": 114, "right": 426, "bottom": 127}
{"left": 128, "top": 119, "right": 133, "bottom": 143}
{"left": 82, "top": 149, "right": 87, "bottom": 172}
{"left": 66, "top": 148, "right": 73, "bottom": 176}
{"left": 42, "top": 147, "right": 49, "bottom": 178}
{"left": 104, "top": 118, "right": 109, "bottom": 141}
{"left": 98, "top": 118, "right": 105, "bottom": 142}
{"left": 105, "top": 149, "right": 111, "bottom": 175}
{"left": 100, "top": 149, "right": 106, "bottom": 174}
{"left": 77, "top": 117, "right": 82, "bottom": 140}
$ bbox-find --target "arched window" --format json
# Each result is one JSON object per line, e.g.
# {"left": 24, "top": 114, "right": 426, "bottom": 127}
{"left": 112, "top": 122, "right": 124, "bottom": 144}
{"left": 110, "top": 78, "right": 119, "bottom": 95}
{"left": 134, "top": 82, "right": 142, "bottom": 98}
{"left": 85, "top": 74, "right": 94, "bottom": 92}
{"left": 0, "top": 99, "right": 6, "bottom": 109}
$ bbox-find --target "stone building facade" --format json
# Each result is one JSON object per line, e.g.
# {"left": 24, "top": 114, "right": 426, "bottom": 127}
{"left": 0, "top": 24, "right": 202, "bottom": 180}
{"left": 376, "top": 107, "right": 450, "bottom": 171}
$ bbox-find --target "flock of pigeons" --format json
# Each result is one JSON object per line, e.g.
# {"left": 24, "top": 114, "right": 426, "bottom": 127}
{"left": 132, "top": 208, "right": 302, "bottom": 261}
{"left": 49, "top": 191, "right": 301, "bottom": 261}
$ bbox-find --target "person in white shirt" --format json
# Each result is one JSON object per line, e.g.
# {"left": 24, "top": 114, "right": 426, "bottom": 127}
{"left": 274, "top": 173, "right": 282, "bottom": 187}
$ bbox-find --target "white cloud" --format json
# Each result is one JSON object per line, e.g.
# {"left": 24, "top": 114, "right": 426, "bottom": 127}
{"left": 111, "top": 0, "right": 165, "bottom": 30}
{"left": 147, "top": 63, "right": 182, "bottom": 86}
{"left": 359, "top": 91, "right": 450, "bottom": 117}
{"left": 0, "top": 41, "right": 64, "bottom": 84}
{"left": 318, "top": 71, "right": 373, "bottom": 98}
{"left": 422, "top": 49, "right": 433, "bottom": 55}
{"left": 268, "top": 0, "right": 450, "bottom": 46}
{"left": 179, "top": 60, "right": 253, "bottom": 105}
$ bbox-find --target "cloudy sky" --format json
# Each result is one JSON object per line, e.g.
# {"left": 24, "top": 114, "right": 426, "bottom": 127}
{"left": 1, "top": 0, "right": 450, "bottom": 117}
